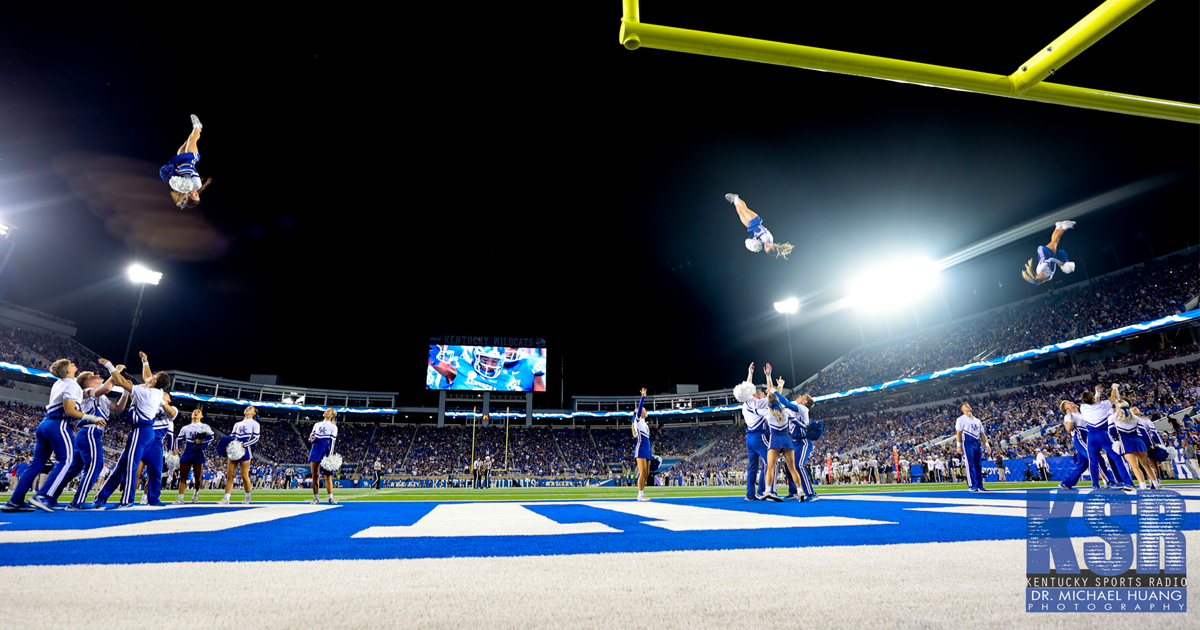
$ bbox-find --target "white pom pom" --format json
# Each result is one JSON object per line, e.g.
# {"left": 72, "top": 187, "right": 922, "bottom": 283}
{"left": 226, "top": 439, "right": 245, "bottom": 460}
{"left": 169, "top": 176, "right": 196, "bottom": 193}
{"left": 320, "top": 453, "right": 343, "bottom": 473}
{"left": 745, "top": 239, "right": 763, "bottom": 253}
{"left": 1060, "top": 261, "right": 1075, "bottom": 274}
{"left": 733, "top": 381, "right": 757, "bottom": 403}
{"left": 163, "top": 451, "right": 180, "bottom": 471}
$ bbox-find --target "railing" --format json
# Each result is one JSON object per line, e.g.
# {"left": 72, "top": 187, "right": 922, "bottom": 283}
{"left": 0, "top": 302, "right": 76, "bottom": 328}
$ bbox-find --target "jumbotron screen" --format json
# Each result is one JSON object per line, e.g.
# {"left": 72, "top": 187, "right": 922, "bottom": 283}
{"left": 427, "top": 345, "right": 547, "bottom": 391}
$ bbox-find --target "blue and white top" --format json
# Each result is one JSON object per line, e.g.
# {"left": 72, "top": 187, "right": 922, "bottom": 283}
{"left": 786, "top": 402, "right": 810, "bottom": 438}
{"left": 747, "top": 216, "right": 774, "bottom": 247}
{"left": 178, "top": 423, "right": 214, "bottom": 457}
{"left": 631, "top": 397, "right": 650, "bottom": 441}
{"left": 1079, "top": 399, "right": 1114, "bottom": 430}
{"left": 77, "top": 386, "right": 110, "bottom": 429}
{"left": 154, "top": 406, "right": 178, "bottom": 449}
{"left": 310, "top": 420, "right": 338, "bottom": 450}
{"left": 129, "top": 384, "right": 165, "bottom": 426}
{"left": 1034, "top": 246, "right": 1069, "bottom": 282}
{"left": 767, "top": 394, "right": 799, "bottom": 433}
{"left": 1062, "top": 412, "right": 1086, "bottom": 443}
{"left": 741, "top": 396, "right": 770, "bottom": 434}
{"left": 47, "top": 378, "right": 84, "bottom": 422}
{"left": 231, "top": 418, "right": 261, "bottom": 446}
{"left": 954, "top": 414, "right": 983, "bottom": 443}
{"left": 1135, "top": 415, "right": 1161, "bottom": 446}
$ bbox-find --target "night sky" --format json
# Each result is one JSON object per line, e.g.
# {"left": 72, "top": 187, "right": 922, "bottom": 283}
{"left": 0, "top": 3, "right": 1195, "bottom": 407}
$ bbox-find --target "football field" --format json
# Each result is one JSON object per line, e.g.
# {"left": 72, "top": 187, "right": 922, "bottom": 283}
{"left": 1, "top": 483, "right": 1197, "bottom": 629}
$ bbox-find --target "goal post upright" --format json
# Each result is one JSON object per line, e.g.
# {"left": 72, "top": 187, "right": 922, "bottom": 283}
{"left": 618, "top": 0, "right": 1197, "bottom": 124}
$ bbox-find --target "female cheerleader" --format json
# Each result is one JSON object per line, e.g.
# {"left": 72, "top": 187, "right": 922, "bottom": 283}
{"left": 725, "top": 194, "right": 794, "bottom": 260}
{"left": 1022, "top": 221, "right": 1076, "bottom": 284}
{"left": 632, "top": 388, "right": 652, "bottom": 502}
{"left": 219, "top": 406, "right": 260, "bottom": 505}
{"left": 175, "top": 408, "right": 214, "bottom": 504}
{"left": 760, "top": 366, "right": 807, "bottom": 502}
{"left": 308, "top": 408, "right": 339, "bottom": 505}
{"left": 159, "top": 115, "right": 212, "bottom": 209}
{"left": 1113, "top": 403, "right": 1159, "bottom": 490}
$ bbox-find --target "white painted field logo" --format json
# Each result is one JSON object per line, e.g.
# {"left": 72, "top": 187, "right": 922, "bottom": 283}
{"left": 1026, "top": 489, "right": 1187, "bottom": 613}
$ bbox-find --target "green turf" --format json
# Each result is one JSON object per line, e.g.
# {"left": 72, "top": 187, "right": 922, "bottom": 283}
{"left": 6, "top": 480, "right": 1194, "bottom": 504}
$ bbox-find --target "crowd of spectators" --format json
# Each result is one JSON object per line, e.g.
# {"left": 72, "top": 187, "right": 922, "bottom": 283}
{"left": 803, "top": 253, "right": 1197, "bottom": 396}
{"left": 404, "top": 425, "right": 462, "bottom": 476}
{"left": 368, "top": 425, "right": 415, "bottom": 474}
{"left": 0, "top": 324, "right": 101, "bottom": 372}
{"left": 651, "top": 424, "right": 726, "bottom": 457}
{"left": 554, "top": 428, "right": 606, "bottom": 475}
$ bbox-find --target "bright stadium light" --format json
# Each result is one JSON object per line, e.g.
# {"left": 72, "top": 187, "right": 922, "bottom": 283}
{"left": 128, "top": 264, "right": 163, "bottom": 285}
{"left": 773, "top": 298, "right": 800, "bottom": 314}
{"left": 850, "top": 259, "right": 939, "bottom": 312}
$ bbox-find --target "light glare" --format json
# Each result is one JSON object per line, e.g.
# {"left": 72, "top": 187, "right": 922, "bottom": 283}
{"left": 851, "top": 259, "right": 938, "bottom": 312}
{"left": 128, "top": 264, "right": 163, "bottom": 285}
{"left": 773, "top": 298, "right": 800, "bottom": 314}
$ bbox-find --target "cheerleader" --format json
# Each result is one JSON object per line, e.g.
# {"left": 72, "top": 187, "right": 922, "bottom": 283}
{"left": 734, "top": 362, "right": 770, "bottom": 500}
{"left": 725, "top": 194, "right": 794, "bottom": 259}
{"left": 219, "top": 406, "right": 260, "bottom": 505}
{"left": 783, "top": 394, "right": 817, "bottom": 501}
{"left": 308, "top": 408, "right": 339, "bottom": 505}
{"left": 760, "top": 366, "right": 806, "bottom": 502}
{"left": 159, "top": 115, "right": 212, "bottom": 209}
{"left": 1022, "top": 221, "right": 1076, "bottom": 284}
{"left": 58, "top": 360, "right": 130, "bottom": 509}
{"left": 1079, "top": 383, "right": 1134, "bottom": 490}
{"left": 1112, "top": 403, "right": 1156, "bottom": 490}
{"left": 175, "top": 408, "right": 214, "bottom": 504}
{"left": 2, "top": 359, "right": 103, "bottom": 513}
{"left": 631, "top": 388, "right": 652, "bottom": 502}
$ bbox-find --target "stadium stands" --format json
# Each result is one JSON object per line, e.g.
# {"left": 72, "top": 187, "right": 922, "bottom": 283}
{"left": 802, "top": 252, "right": 1197, "bottom": 396}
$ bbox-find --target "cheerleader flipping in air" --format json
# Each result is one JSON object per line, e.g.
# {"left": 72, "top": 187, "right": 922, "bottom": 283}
{"left": 1022, "top": 221, "right": 1076, "bottom": 284}
{"left": 159, "top": 115, "right": 212, "bottom": 209}
{"left": 726, "top": 194, "right": 794, "bottom": 259}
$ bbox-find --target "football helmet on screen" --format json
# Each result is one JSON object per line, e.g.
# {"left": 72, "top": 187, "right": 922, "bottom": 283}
{"left": 503, "top": 347, "right": 524, "bottom": 366}
{"left": 472, "top": 346, "right": 505, "bottom": 378}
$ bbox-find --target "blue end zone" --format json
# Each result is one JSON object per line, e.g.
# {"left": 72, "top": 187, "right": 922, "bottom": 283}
{"left": 1, "top": 491, "right": 1196, "bottom": 567}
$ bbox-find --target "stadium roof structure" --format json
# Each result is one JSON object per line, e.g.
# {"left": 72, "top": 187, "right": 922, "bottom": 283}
{"left": 618, "top": 0, "right": 1198, "bottom": 124}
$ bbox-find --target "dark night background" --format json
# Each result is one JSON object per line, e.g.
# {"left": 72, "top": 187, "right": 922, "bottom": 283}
{"left": 0, "top": 3, "right": 1195, "bottom": 406}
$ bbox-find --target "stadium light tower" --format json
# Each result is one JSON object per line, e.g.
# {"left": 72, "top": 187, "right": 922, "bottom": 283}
{"left": 774, "top": 298, "right": 800, "bottom": 386}
{"left": 850, "top": 259, "right": 939, "bottom": 312}
{"left": 123, "top": 264, "right": 162, "bottom": 366}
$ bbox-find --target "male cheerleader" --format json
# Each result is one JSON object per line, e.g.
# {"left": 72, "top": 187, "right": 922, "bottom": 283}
{"left": 1079, "top": 384, "right": 1134, "bottom": 490}
{"left": 783, "top": 394, "right": 817, "bottom": 501}
{"left": 3, "top": 359, "right": 102, "bottom": 512}
{"left": 57, "top": 361, "right": 129, "bottom": 510}
{"left": 94, "top": 352, "right": 174, "bottom": 509}
{"left": 1057, "top": 400, "right": 1091, "bottom": 490}
{"left": 308, "top": 408, "right": 338, "bottom": 505}
{"left": 175, "top": 408, "right": 214, "bottom": 504}
{"left": 734, "top": 363, "right": 770, "bottom": 500}
{"left": 955, "top": 403, "right": 991, "bottom": 492}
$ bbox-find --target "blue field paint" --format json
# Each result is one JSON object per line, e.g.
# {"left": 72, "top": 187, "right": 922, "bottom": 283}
{"left": 0, "top": 492, "right": 1195, "bottom": 566}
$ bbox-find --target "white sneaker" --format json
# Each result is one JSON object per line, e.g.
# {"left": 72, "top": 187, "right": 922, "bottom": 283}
{"left": 173, "top": 497, "right": 185, "bottom": 505}
{"left": 218, "top": 497, "right": 230, "bottom": 505}
{"left": 242, "top": 497, "right": 252, "bottom": 504}
{"left": 637, "top": 494, "right": 650, "bottom": 502}
{"left": 139, "top": 495, "right": 148, "bottom": 505}
{"left": 191, "top": 114, "right": 202, "bottom": 130}
{"left": 725, "top": 193, "right": 739, "bottom": 204}
{"left": 1055, "top": 221, "right": 1075, "bottom": 230}
{"left": 310, "top": 497, "right": 320, "bottom": 505}
{"left": 328, "top": 497, "right": 338, "bottom": 505}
